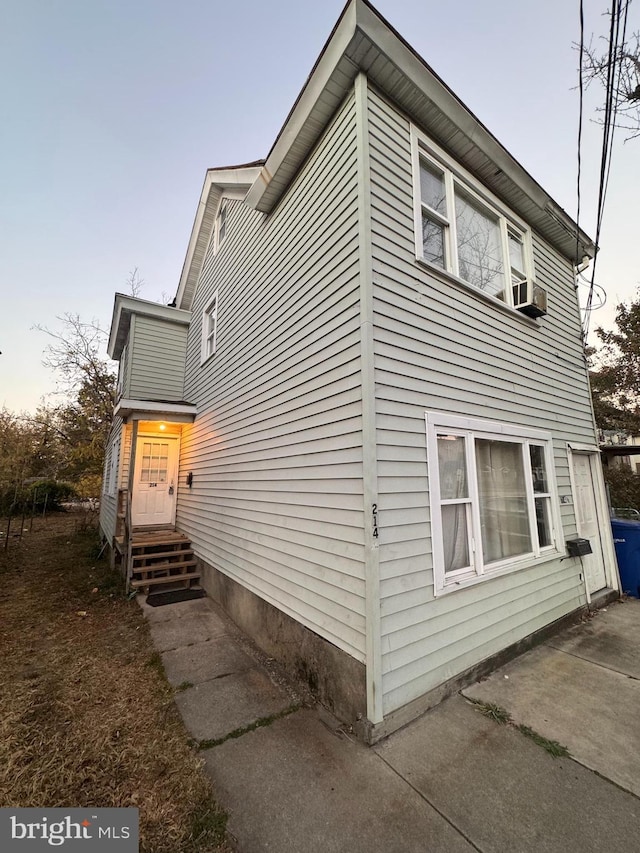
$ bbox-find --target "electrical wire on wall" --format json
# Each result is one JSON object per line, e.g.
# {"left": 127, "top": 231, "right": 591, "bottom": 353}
{"left": 580, "top": 0, "right": 632, "bottom": 340}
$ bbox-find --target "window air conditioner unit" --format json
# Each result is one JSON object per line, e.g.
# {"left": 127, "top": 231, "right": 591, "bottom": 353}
{"left": 512, "top": 278, "right": 547, "bottom": 318}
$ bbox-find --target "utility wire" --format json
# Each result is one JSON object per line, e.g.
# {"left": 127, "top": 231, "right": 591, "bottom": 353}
{"left": 576, "top": 0, "right": 585, "bottom": 276}
{"left": 582, "top": 0, "right": 631, "bottom": 339}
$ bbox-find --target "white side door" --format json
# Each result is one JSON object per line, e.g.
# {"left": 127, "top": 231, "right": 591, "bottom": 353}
{"left": 131, "top": 436, "right": 179, "bottom": 527}
{"left": 571, "top": 451, "right": 607, "bottom": 594}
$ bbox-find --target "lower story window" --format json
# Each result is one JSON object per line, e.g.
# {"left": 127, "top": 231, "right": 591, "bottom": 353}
{"left": 426, "top": 412, "right": 558, "bottom": 594}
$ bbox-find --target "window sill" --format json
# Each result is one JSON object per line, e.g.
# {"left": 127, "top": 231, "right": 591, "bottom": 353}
{"left": 414, "top": 256, "right": 542, "bottom": 328}
{"left": 200, "top": 351, "right": 216, "bottom": 367}
{"left": 435, "top": 548, "right": 562, "bottom": 597}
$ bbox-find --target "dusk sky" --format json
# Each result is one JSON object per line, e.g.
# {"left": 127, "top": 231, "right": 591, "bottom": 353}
{"left": 1, "top": 0, "right": 639, "bottom": 413}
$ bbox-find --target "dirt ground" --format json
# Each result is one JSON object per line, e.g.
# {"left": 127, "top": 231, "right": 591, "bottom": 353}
{"left": 0, "top": 512, "right": 230, "bottom": 853}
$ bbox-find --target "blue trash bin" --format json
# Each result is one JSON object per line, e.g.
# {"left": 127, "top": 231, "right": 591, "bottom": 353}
{"left": 610, "top": 519, "right": 640, "bottom": 598}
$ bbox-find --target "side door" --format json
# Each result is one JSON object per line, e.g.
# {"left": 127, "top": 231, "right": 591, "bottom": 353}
{"left": 571, "top": 451, "right": 608, "bottom": 595}
{"left": 131, "top": 436, "right": 178, "bottom": 527}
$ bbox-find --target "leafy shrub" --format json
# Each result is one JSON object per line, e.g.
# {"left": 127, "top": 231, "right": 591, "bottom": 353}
{"left": 28, "top": 480, "right": 78, "bottom": 512}
{"left": 603, "top": 464, "right": 640, "bottom": 514}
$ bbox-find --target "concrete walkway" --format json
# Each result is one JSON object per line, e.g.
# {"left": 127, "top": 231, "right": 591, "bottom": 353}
{"left": 140, "top": 595, "right": 640, "bottom": 852}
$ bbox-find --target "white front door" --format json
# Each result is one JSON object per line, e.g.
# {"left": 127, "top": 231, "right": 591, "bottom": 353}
{"left": 572, "top": 451, "right": 607, "bottom": 594}
{"left": 131, "top": 435, "right": 179, "bottom": 527}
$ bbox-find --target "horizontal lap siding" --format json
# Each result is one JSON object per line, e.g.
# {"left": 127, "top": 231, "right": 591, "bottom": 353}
{"left": 99, "top": 417, "right": 123, "bottom": 542}
{"left": 178, "top": 92, "right": 366, "bottom": 661}
{"left": 367, "top": 88, "right": 595, "bottom": 714}
{"left": 128, "top": 317, "right": 188, "bottom": 401}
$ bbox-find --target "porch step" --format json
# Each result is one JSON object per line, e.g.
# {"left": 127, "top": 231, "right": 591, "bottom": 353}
{"left": 133, "top": 559, "right": 198, "bottom": 576}
{"left": 131, "top": 535, "right": 190, "bottom": 548}
{"left": 127, "top": 529, "right": 200, "bottom": 594}
{"left": 130, "top": 572, "right": 200, "bottom": 589}
{"left": 132, "top": 548, "right": 194, "bottom": 563}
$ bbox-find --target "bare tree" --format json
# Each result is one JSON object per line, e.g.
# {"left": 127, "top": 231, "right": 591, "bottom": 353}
{"left": 583, "top": 27, "right": 640, "bottom": 140}
{"left": 34, "top": 313, "right": 115, "bottom": 407}
{"left": 126, "top": 266, "right": 145, "bottom": 297}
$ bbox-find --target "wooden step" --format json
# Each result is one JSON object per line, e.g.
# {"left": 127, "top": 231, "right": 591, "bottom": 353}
{"left": 130, "top": 572, "right": 200, "bottom": 589}
{"left": 131, "top": 537, "right": 189, "bottom": 550}
{"left": 132, "top": 559, "right": 198, "bottom": 575}
{"left": 132, "top": 548, "right": 194, "bottom": 562}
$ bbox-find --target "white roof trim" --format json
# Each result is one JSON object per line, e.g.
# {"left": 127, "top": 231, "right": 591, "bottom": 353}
{"left": 175, "top": 166, "right": 263, "bottom": 311}
{"left": 114, "top": 399, "right": 197, "bottom": 421}
{"left": 244, "top": 0, "right": 594, "bottom": 260}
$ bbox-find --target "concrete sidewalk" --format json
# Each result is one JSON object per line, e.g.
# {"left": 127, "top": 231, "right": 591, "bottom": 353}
{"left": 140, "top": 595, "right": 640, "bottom": 852}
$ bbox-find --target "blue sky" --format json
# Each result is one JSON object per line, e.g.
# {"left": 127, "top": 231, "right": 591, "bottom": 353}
{"left": 1, "top": 0, "right": 638, "bottom": 412}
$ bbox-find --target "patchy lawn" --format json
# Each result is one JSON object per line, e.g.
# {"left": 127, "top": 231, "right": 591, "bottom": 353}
{"left": 0, "top": 513, "right": 229, "bottom": 853}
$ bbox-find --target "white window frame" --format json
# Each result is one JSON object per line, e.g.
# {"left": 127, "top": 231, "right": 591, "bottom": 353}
{"left": 116, "top": 343, "right": 126, "bottom": 399}
{"left": 411, "top": 126, "right": 535, "bottom": 312}
{"left": 426, "top": 412, "right": 561, "bottom": 596}
{"left": 201, "top": 290, "right": 219, "bottom": 364}
{"left": 214, "top": 200, "right": 227, "bottom": 253}
{"left": 103, "top": 436, "right": 120, "bottom": 497}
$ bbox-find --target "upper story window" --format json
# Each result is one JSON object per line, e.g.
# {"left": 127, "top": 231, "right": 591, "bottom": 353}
{"left": 426, "top": 412, "right": 560, "bottom": 595}
{"left": 413, "top": 129, "right": 537, "bottom": 312}
{"left": 201, "top": 291, "right": 219, "bottom": 363}
{"left": 116, "top": 343, "right": 127, "bottom": 398}
{"left": 215, "top": 201, "right": 227, "bottom": 252}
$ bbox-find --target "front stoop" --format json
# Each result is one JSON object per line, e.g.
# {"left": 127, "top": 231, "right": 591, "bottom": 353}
{"left": 129, "top": 530, "right": 200, "bottom": 594}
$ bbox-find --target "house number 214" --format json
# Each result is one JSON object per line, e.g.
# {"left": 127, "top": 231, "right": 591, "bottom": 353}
{"left": 372, "top": 503, "right": 379, "bottom": 539}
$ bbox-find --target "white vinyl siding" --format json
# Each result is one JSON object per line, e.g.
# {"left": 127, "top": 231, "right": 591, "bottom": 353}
{"left": 99, "top": 417, "right": 124, "bottom": 542}
{"left": 178, "top": 91, "right": 366, "bottom": 660}
{"left": 127, "top": 315, "right": 188, "bottom": 401}
{"left": 367, "top": 86, "right": 597, "bottom": 715}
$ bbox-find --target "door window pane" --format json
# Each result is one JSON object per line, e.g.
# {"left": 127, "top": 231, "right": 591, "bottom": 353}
{"left": 455, "top": 190, "right": 505, "bottom": 299}
{"left": 476, "top": 438, "right": 532, "bottom": 563}
{"left": 140, "top": 441, "right": 169, "bottom": 484}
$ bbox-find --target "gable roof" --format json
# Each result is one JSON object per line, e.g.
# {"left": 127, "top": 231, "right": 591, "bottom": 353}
{"left": 175, "top": 162, "right": 264, "bottom": 311}
{"left": 245, "top": 0, "right": 594, "bottom": 264}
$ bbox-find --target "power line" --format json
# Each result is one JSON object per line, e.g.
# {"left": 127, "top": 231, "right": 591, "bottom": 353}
{"left": 582, "top": 0, "right": 632, "bottom": 339}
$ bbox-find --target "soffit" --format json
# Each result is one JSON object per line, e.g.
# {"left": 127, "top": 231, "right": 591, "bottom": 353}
{"left": 246, "top": 0, "right": 594, "bottom": 263}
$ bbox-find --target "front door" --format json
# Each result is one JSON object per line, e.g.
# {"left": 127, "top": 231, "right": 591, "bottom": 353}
{"left": 131, "top": 435, "right": 179, "bottom": 527}
{"left": 571, "top": 451, "right": 607, "bottom": 594}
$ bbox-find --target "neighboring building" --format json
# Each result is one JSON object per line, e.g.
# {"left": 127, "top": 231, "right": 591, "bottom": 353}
{"left": 599, "top": 430, "right": 640, "bottom": 472}
{"left": 100, "top": 0, "right": 619, "bottom": 741}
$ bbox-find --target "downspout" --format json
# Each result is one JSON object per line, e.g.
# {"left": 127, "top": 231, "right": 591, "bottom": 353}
{"left": 355, "top": 72, "right": 384, "bottom": 728}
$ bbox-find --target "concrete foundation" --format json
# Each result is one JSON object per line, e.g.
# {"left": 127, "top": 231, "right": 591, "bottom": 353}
{"left": 198, "top": 557, "right": 367, "bottom": 725}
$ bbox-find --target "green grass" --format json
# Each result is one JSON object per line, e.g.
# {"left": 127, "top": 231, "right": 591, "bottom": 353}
{"left": 475, "top": 701, "right": 512, "bottom": 725}
{"left": 197, "top": 704, "right": 303, "bottom": 751}
{"left": 516, "top": 725, "right": 571, "bottom": 758}
{"left": 469, "top": 697, "right": 571, "bottom": 758}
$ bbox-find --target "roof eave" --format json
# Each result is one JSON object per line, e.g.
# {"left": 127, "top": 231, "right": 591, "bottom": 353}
{"left": 245, "top": 0, "right": 594, "bottom": 261}
{"left": 175, "top": 166, "right": 263, "bottom": 311}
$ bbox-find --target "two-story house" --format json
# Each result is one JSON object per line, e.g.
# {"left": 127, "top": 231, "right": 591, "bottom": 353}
{"left": 100, "top": 0, "right": 619, "bottom": 741}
